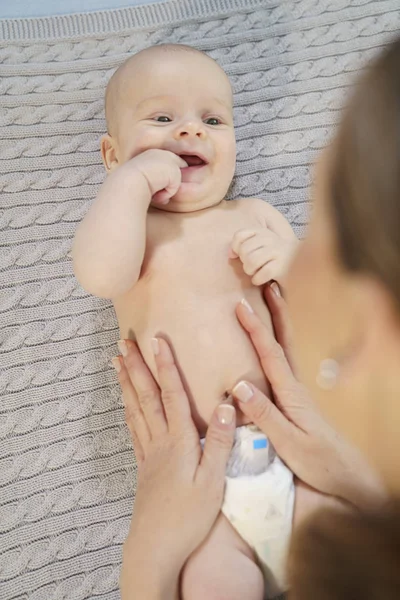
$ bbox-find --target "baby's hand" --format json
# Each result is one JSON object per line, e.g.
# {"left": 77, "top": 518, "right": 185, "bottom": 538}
{"left": 129, "top": 149, "right": 188, "bottom": 205}
{"left": 230, "top": 228, "right": 298, "bottom": 286}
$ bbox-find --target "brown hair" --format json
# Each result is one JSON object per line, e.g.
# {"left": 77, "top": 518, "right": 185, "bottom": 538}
{"left": 330, "top": 36, "right": 400, "bottom": 309}
{"left": 288, "top": 503, "right": 400, "bottom": 599}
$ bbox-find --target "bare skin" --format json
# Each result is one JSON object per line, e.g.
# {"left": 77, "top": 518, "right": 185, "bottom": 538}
{"left": 73, "top": 48, "right": 297, "bottom": 433}
{"left": 109, "top": 44, "right": 397, "bottom": 600}
{"left": 73, "top": 47, "right": 298, "bottom": 600}
{"left": 114, "top": 286, "right": 385, "bottom": 600}
{"left": 114, "top": 197, "right": 293, "bottom": 433}
{"left": 286, "top": 147, "right": 400, "bottom": 491}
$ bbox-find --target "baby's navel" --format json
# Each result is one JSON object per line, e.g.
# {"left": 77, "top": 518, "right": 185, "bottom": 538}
{"left": 222, "top": 391, "right": 234, "bottom": 405}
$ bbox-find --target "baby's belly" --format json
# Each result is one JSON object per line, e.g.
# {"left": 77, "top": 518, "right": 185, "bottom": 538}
{"left": 116, "top": 285, "right": 273, "bottom": 436}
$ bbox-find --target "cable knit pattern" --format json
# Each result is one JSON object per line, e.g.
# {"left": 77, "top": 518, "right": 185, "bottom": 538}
{"left": 1, "top": 1, "right": 398, "bottom": 598}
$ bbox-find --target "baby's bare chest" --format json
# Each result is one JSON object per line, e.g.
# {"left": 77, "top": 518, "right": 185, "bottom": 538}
{"left": 113, "top": 204, "right": 274, "bottom": 430}
{"left": 144, "top": 206, "right": 260, "bottom": 288}
{"left": 114, "top": 203, "right": 266, "bottom": 337}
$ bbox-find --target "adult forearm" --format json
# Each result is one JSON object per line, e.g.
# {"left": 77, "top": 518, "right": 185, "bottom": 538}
{"left": 339, "top": 461, "right": 388, "bottom": 512}
{"left": 121, "top": 536, "right": 181, "bottom": 600}
{"left": 73, "top": 169, "right": 150, "bottom": 298}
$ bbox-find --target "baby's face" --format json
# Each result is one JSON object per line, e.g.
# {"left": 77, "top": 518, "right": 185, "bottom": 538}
{"left": 110, "top": 53, "right": 236, "bottom": 211}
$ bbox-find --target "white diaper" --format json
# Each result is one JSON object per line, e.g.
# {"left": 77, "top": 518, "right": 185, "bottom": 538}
{"left": 222, "top": 425, "right": 294, "bottom": 599}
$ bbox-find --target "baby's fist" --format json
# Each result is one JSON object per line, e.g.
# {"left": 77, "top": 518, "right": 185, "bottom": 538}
{"left": 130, "top": 149, "right": 188, "bottom": 205}
{"left": 230, "top": 228, "right": 298, "bottom": 286}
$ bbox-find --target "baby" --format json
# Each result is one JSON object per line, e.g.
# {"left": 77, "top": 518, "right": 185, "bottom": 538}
{"left": 73, "top": 44, "right": 299, "bottom": 600}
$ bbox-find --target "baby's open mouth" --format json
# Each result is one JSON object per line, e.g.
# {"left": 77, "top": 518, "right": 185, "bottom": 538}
{"left": 179, "top": 153, "right": 208, "bottom": 167}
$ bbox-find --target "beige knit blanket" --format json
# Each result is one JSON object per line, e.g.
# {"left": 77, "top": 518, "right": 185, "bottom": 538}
{"left": 1, "top": 1, "right": 399, "bottom": 598}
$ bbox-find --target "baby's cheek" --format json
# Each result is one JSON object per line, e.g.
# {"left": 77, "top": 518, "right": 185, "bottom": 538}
{"left": 121, "top": 129, "right": 164, "bottom": 162}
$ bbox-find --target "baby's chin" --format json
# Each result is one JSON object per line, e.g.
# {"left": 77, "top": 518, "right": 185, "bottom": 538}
{"left": 152, "top": 186, "right": 223, "bottom": 213}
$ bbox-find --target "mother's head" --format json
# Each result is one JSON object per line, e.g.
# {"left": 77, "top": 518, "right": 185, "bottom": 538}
{"left": 287, "top": 36, "right": 400, "bottom": 492}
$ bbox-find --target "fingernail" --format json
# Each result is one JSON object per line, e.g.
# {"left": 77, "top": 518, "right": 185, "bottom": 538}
{"left": 232, "top": 381, "right": 253, "bottom": 403}
{"left": 151, "top": 337, "right": 160, "bottom": 355}
{"left": 217, "top": 403, "right": 235, "bottom": 425}
{"left": 270, "top": 282, "right": 281, "bottom": 297}
{"left": 111, "top": 357, "right": 121, "bottom": 373}
{"left": 240, "top": 298, "right": 254, "bottom": 313}
{"left": 117, "top": 340, "right": 128, "bottom": 357}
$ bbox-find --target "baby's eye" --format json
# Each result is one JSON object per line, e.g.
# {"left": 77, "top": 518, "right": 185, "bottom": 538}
{"left": 155, "top": 116, "right": 172, "bottom": 122}
{"left": 205, "top": 117, "right": 221, "bottom": 125}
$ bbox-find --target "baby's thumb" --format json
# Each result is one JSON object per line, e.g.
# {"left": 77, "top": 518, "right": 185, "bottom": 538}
{"left": 232, "top": 381, "right": 293, "bottom": 457}
{"left": 198, "top": 404, "right": 236, "bottom": 485}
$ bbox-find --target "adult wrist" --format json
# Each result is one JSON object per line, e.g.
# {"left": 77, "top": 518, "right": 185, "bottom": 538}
{"left": 338, "top": 461, "right": 388, "bottom": 513}
{"left": 120, "top": 531, "right": 185, "bottom": 600}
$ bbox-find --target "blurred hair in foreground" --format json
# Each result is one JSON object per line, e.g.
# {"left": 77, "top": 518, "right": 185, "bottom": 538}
{"left": 289, "top": 501, "right": 400, "bottom": 599}
{"left": 329, "top": 35, "right": 400, "bottom": 310}
{"left": 289, "top": 33, "right": 400, "bottom": 598}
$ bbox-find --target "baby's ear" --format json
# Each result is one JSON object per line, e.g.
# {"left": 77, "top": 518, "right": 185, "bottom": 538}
{"left": 101, "top": 134, "right": 119, "bottom": 173}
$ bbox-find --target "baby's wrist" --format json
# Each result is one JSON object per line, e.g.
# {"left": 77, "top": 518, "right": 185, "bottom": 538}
{"left": 114, "top": 161, "right": 153, "bottom": 205}
{"left": 131, "top": 167, "right": 154, "bottom": 202}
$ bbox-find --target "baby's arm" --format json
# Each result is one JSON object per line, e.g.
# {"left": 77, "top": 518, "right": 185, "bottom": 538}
{"left": 230, "top": 198, "right": 299, "bottom": 286}
{"left": 72, "top": 150, "right": 186, "bottom": 298}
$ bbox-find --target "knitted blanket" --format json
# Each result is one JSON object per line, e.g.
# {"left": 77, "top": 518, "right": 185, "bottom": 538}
{"left": 1, "top": 1, "right": 399, "bottom": 598}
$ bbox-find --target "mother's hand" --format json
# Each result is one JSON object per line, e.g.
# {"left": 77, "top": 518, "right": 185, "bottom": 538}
{"left": 113, "top": 337, "right": 236, "bottom": 600}
{"left": 232, "top": 284, "right": 386, "bottom": 511}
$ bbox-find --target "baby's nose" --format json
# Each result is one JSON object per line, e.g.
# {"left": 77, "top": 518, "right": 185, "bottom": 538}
{"left": 175, "top": 120, "right": 205, "bottom": 139}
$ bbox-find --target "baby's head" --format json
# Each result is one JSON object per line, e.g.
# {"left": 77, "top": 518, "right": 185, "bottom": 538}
{"left": 101, "top": 44, "right": 236, "bottom": 212}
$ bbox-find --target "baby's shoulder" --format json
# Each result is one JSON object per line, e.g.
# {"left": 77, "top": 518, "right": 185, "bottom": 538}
{"left": 234, "top": 196, "right": 280, "bottom": 220}
{"left": 235, "top": 196, "right": 271, "bottom": 209}
{"left": 233, "top": 197, "right": 294, "bottom": 237}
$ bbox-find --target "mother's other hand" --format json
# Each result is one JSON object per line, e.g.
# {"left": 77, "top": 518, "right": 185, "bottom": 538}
{"left": 113, "top": 337, "right": 236, "bottom": 599}
{"left": 232, "top": 284, "right": 386, "bottom": 512}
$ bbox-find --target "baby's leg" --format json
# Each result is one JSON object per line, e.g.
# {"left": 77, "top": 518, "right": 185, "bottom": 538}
{"left": 181, "top": 511, "right": 264, "bottom": 600}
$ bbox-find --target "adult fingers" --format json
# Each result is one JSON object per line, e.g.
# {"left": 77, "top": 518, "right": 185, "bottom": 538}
{"left": 197, "top": 403, "right": 236, "bottom": 487}
{"left": 118, "top": 356, "right": 145, "bottom": 465}
{"left": 235, "top": 299, "right": 298, "bottom": 399}
{"left": 263, "top": 282, "right": 296, "bottom": 372}
{"left": 129, "top": 426, "right": 145, "bottom": 466}
{"left": 118, "top": 339, "right": 168, "bottom": 438}
{"left": 231, "top": 380, "right": 302, "bottom": 466}
{"left": 153, "top": 337, "right": 197, "bottom": 435}
{"left": 112, "top": 354, "right": 149, "bottom": 455}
